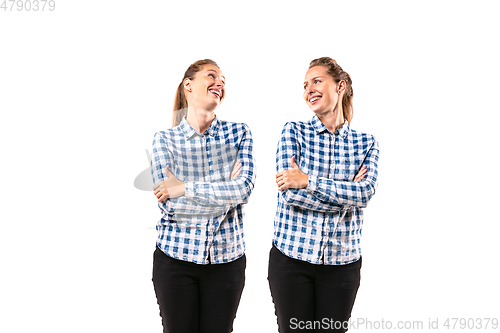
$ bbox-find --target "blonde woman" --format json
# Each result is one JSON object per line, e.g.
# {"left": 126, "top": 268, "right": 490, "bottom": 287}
{"left": 151, "top": 59, "right": 256, "bottom": 333}
{"left": 269, "top": 57, "right": 379, "bottom": 332}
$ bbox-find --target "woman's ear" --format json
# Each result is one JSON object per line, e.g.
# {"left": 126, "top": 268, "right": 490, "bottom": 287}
{"left": 184, "top": 78, "right": 192, "bottom": 92}
{"left": 337, "top": 80, "right": 346, "bottom": 94}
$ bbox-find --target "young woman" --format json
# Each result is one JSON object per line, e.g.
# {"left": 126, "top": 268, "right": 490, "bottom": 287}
{"left": 150, "top": 59, "right": 256, "bottom": 333}
{"left": 268, "top": 57, "right": 379, "bottom": 332}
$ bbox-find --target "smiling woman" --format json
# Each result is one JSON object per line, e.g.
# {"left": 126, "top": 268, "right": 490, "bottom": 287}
{"left": 303, "top": 58, "right": 353, "bottom": 126}
{"left": 150, "top": 59, "right": 256, "bottom": 333}
{"left": 268, "top": 57, "right": 379, "bottom": 333}
{"left": 171, "top": 59, "right": 225, "bottom": 129}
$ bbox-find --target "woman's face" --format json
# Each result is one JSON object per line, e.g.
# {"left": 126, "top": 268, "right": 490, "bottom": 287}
{"left": 303, "top": 66, "right": 340, "bottom": 116}
{"left": 185, "top": 64, "right": 225, "bottom": 111}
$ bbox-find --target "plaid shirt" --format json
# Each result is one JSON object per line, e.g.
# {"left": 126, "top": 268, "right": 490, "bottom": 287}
{"left": 273, "top": 115, "right": 379, "bottom": 265}
{"left": 150, "top": 116, "right": 256, "bottom": 264}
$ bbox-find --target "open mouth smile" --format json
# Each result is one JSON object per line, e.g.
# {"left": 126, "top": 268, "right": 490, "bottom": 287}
{"left": 209, "top": 89, "right": 222, "bottom": 99}
{"left": 309, "top": 95, "right": 321, "bottom": 104}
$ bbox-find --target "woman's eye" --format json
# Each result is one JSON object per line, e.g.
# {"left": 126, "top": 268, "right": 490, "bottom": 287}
{"left": 314, "top": 80, "right": 320, "bottom": 84}
{"left": 208, "top": 74, "right": 215, "bottom": 79}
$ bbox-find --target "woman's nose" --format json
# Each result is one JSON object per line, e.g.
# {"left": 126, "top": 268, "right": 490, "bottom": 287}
{"left": 215, "top": 78, "right": 224, "bottom": 87}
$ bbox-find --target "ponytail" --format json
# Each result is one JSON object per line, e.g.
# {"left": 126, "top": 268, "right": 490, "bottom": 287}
{"left": 172, "top": 82, "right": 188, "bottom": 127}
{"left": 340, "top": 71, "right": 353, "bottom": 126}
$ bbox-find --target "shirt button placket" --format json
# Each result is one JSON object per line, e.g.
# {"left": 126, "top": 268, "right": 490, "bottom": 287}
{"left": 205, "top": 136, "right": 210, "bottom": 181}
{"left": 328, "top": 130, "right": 340, "bottom": 264}
{"left": 209, "top": 217, "right": 215, "bottom": 262}
{"left": 204, "top": 134, "right": 214, "bottom": 263}
{"left": 321, "top": 133, "right": 334, "bottom": 264}
{"left": 201, "top": 136, "right": 206, "bottom": 181}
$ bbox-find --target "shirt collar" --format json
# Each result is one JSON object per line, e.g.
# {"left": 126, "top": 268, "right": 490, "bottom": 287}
{"left": 179, "top": 116, "right": 220, "bottom": 139}
{"left": 311, "top": 115, "right": 349, "bottom": 139}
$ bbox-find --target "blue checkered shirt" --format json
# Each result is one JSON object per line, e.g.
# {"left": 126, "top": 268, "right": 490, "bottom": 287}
{"left": 273, "top": 115, "right": 379, "bottom": 265}
{"left": 150, "top": 116, "right": 256, "bottom": 264}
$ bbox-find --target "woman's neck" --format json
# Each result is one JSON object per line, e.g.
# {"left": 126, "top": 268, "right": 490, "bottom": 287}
{"left": 317, "top": 107, "right": 344, "bottom": 133}
{"left": 186, "top": 106, "right": 215, "bottom": 135}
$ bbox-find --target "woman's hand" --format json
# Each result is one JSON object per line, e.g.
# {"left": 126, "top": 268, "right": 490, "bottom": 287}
{"left": 276, "top": 156, "right": 308, "bottom": 191}
{"left": 354, "top": 165, "right": 367, "bottom": 182}
{"left": 231, "top": 160, "right": 242, "bottom": 180}
{"left": 153, "top": 165, "right": 186, "bottom": 202}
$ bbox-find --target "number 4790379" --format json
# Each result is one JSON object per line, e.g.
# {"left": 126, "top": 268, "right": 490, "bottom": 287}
{"left": 1, "top": 0, "right": 56, "bottom": 11}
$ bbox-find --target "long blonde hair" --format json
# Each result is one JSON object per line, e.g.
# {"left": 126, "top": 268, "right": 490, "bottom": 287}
{"left": 309, "top": 57, "right": 354, "bottom": 125}
{"left": 172, "top": 59, "right": 220, "bottom": 127}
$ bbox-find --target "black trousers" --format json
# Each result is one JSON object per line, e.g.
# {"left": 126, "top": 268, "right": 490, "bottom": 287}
{"left": 152, "top": 247, "right": 246, "bottom": 333}
{"left": 268, "top": 245, "right": 361, "bottom": 333}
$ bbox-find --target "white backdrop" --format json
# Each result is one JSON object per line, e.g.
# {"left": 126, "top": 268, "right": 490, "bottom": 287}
{"left": 1, "top": 1, "right": 499, "bottom": 332}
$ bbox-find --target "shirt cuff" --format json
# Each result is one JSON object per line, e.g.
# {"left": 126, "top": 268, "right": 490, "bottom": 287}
{"left": 184, "top": 181, "right": 195, "bottom": 200}
{"left": 306, "top": 175, "right": 318, "bottom": 194}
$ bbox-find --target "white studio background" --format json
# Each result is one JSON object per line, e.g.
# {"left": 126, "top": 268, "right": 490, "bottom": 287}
{"left": 1, "top": 1, "right": 499, "bottom": 332}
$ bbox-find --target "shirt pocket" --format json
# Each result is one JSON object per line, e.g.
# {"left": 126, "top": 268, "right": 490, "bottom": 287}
{"left": 217, "top": 159, "right": 235, "bottom": 181}
{"left": 208, "top": 142, "right": 239, "bottom": 181}
{"left": 340, "top": 154, "right": 362, "bottom": 181}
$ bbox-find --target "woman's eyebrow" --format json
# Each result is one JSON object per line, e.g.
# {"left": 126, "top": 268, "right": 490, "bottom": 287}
{"left": 304, "top": 76, "right": 322, "bottom": 85}
{"left": 206, "top": 69, "right": 219, "bottom": 75}
{"left": 206, "top": 69, "right": 225, "bottom": 82}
